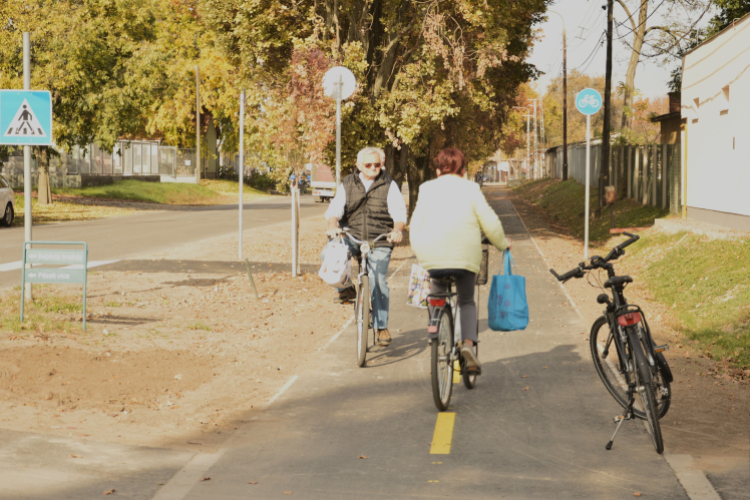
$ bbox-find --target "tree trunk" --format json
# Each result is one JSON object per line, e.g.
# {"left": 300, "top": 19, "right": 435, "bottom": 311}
{"left": 406, "top": 147, "right": 434, "bottom": 221}
{"left": 385, "top": 143, "right": 405, "bottom": 190}
{"left": 36, "top": 147, "right": 52, "bottom": 205}
{"left": 621, "top": 0, "right": 648, "bottom": 130}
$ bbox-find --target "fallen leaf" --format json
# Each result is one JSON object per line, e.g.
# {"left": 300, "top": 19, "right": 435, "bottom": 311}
{"left": 69, "top": 454, "right": 82, "bottom": 458}
{"left": 633, "top": 493, "right": 642, "bottom": 497}
{"left": 283, "top": 491, "right": 292, "bottom": 495}
{"left": 521, "top": 375, "right": 528, "bottom": 378}
{"left": 522, "top": 386, "right": 530, "bottom": 391}
{"left": 248, "top": 481, "right": 258, "bottom": 485}
{"left": 543, "top": 366, "right": 548, "bottom": 369}
{"left": 200, "top": 477, "right": 211, "bottom": 482}
{"left": 358, "top": 455, "right": 369, "bottom": 459}
{"left": 103, "top": 489, "right": 115, "bottom": 495}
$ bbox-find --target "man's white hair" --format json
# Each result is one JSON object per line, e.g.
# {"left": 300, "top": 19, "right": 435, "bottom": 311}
{"left": 357, "top": 147, "right": 385, "bottom": 164}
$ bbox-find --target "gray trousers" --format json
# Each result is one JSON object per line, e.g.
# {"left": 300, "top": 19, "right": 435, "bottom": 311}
{"left": 429, "top": 269, "right": 477, "bottom": 343}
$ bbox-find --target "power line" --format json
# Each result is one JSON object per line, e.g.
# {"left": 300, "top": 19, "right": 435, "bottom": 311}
{"left": 575, "top": 30, "right": 606, "bottom": 72}
{"left": 613, "top": 0, "right": 667, "bottom": 41}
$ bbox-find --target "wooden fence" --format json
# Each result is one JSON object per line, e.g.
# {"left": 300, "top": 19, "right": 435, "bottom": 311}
{"left": 547, "top": 143, "right": 682, "bottom": 214}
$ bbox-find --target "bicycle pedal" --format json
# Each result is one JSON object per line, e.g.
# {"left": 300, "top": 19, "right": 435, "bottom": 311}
{"left": 654, "top": 344, "right": 669, "bottom": 353}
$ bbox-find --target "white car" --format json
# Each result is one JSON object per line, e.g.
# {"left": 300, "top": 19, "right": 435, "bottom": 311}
{"left": 0, "top": 174, "right": 15, "bottom": 227}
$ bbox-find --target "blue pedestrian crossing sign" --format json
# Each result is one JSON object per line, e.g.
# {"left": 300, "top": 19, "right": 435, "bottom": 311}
{"left": 0, "top": 90, "right": 53, "bottom": 145}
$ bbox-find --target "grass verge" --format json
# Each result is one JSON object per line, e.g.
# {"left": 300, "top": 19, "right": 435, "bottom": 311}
{"left": 53, "top": 179, "right": 268, "bottom": 205}
{"left": 11, "top": 179, "right": 271, "bottom": 226}
{"left": 0, "top": 286, "right": 84, "bottom": 337}
{"left": 512, "top": 178, "right": 749, "bottom": 374}
{"left": 626, "top": 232, "right": 750, "bottom": 373}
{"left": 515, "top": 179, "right": 669, "bottom": 242}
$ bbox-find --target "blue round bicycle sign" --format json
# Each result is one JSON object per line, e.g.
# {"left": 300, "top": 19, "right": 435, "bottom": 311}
{"left": 576, "top": 88, "right": 602, "bottom": 115}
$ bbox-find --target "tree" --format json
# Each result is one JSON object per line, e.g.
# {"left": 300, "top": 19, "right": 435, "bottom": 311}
{"left": 614, "top": 0, "right": 710, "bottom": 130}
{"left": 203, "top": 0, "right": 550, "bottom": 214}
{"left": 0, "top": 0, "right": 157, "bottom": 204}
{"left": 543, "top": 70, "right": 623, "bottom": 146}
{"left": 706, "top": 0, "right": 750, "bottom": 37}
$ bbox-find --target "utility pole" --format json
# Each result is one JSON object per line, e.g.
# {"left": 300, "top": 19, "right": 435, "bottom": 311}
{"left": 549, "top": 11, "right": 568, "bottom": 180}
{"left": 528, "top": 99, "right": 538, "bottom": 179}
{"left": 601, "top": 0, "right": 614, "bottom": 210}
{"left": 195, "top": 65, "right": 201, "bottom": 183}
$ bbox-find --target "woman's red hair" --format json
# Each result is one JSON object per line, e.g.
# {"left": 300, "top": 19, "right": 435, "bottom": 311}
{"left": 434, "top": 148, "right": 466, "bottom": 176}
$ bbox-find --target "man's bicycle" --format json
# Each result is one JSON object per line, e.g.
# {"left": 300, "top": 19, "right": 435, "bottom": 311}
{"left": 426, "top": 241, "right": 490, "bottom": 411}
{"left": 339, "top": 229, "right": 391, "bottom": 368}
{"left": 550, "top": 232, "right": 673, "bottom": 454}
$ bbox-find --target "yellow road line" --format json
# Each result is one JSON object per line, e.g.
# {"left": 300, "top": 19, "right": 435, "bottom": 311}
{"left": 430, "top": 413, "right": 455, "bottom": 454}
{"left": 452, "top": 360, "right": 460, "bottom": 384}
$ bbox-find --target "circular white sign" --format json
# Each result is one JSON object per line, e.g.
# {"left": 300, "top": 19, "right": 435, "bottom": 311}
{"left": 323, "top": 66, "right": 356, "bottom": 100}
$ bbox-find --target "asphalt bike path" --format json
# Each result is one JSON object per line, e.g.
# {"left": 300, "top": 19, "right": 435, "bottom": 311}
{"left": 0, "top": 195, "right": 328, "bottom": 288}
{"left": 164, "top": 187, "right": 690, "bottom": 499}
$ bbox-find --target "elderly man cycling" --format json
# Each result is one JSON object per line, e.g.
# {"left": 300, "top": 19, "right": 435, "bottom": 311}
{"left": 324, "top": 147, "right": 407, "bottom": 347}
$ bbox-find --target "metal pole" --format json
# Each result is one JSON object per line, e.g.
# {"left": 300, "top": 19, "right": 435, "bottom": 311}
{"left": 291, "top": 187, "right": 297, "bottom": 277}
{"left": 532, "top": 99, "right": 538, "bottom": 179}
{"left": 195, "top": 65, "right": 201, "bottom": 183}
{"left": 23, "top": 32, "right": 32, "bottom": 302}
{"left": 549, "top": 11, "right": 568, "bottom": 181}
{"left": 335, "top": 75, "right": 342, "bottom": 191}
{"left": 526, "top": 114, "right": 530, "bottom": 178}
{"left": 239, "top": 89, "right": 245, "bottom": 260}
{"left": 585, "top": 115, "right": 591, "bottom": 260}
{"left": 601, "top": 0, "right": 614, "bottom": 210}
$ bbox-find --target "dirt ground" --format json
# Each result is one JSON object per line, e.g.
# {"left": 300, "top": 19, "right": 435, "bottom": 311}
{"left": 502, "top": 188, "right": 750, "bottom": 473}
{"left": 0, "top": 213, "right": 412, "bottom": 452}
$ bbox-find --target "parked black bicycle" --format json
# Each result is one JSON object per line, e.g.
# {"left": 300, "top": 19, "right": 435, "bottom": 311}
{"left": 550, "top": 232, "right": 673, "bottom": 454}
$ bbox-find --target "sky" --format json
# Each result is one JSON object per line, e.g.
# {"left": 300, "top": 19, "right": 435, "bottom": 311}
{"left": 528, "top": 0, "right": 714, "bottom": 100}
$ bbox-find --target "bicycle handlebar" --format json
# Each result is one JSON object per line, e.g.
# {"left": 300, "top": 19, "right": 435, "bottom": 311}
{"left": 549, "top": 232, "right": 640, "bottom": 283}
{"left": 339, "top": 228, "right": 390, "bottom": 245}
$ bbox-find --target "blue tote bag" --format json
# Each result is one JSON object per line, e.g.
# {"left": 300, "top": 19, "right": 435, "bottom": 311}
{"left": 488, "top": 250, "right": 529, "bottom": 331}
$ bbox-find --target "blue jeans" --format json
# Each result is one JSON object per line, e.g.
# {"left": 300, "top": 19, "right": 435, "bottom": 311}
{"left": 321, "top": 235, "right": 393, "bottom": 330}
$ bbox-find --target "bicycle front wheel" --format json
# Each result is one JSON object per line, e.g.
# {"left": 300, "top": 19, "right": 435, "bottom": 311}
{"left": 431, "top": 308, "right": 454, "bottom": 411}
{"left": 632, "top": 338, "right": 664, "bottom": 454}
{"left": 356, "top": 276, "right": 370, "bottom": 368}
{"left": 590, "top": 316, "right": 633, "bottom": 410}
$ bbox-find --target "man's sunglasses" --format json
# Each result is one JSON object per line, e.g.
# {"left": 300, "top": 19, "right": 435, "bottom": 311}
{"left": 363, "top": 163, "right": 382, "bottom": 169}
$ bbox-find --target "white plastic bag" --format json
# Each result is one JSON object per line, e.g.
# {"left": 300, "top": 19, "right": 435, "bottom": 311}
{"left": 406, "top": 263, "right": 431, "bottom": 309}
{"left": 318, "top": 236, "right": 352, "bottom": 288}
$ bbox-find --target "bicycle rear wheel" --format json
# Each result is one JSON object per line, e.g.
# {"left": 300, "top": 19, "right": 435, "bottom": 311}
{"left": 431, "top": 308, "right": 454, "bottom": 411}
{"left": 462, "top": 343, "right": 478, "bottom": 389}
{"left": 356, "top": 276, "right": 370, "bottom": 368}
{"left": 630, "top": 330, "right": 664, "bottom": 454}
{"left": 590, "top": 317, "right": 671, "bottom": 419}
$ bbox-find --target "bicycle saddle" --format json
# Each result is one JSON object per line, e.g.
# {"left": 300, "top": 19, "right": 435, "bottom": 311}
{"left": 604, "top": 276, "right": 633, "bottom": 288}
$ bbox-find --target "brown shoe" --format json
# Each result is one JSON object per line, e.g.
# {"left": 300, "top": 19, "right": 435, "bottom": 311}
{"left": 377, "top": 329, "right": 392, "bottom": 346}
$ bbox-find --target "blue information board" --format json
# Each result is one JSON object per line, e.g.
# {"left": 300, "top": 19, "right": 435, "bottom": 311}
{"left": 575, "top": 88, "right": 602, "bottom": 116}
{"left": 0, "top": 90, "right": 53, "bottom": 145}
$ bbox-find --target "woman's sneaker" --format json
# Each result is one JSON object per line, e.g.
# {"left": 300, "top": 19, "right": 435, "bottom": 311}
{"left": 461, "top": 341, "right": 481, "bottom": 372}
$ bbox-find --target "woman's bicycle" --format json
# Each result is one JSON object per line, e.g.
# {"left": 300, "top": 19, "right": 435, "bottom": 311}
{"left": 550, "top": 232, "right": 673, "bottom": 454}
{"left": 426, "top": 241, "right": 490, "bottom": 411}
{"left": 338, "top": 229, "right": 391, "bottom": 368}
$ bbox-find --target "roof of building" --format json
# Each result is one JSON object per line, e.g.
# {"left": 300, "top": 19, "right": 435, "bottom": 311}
{"left": 682, "top": 11, "right": 750, "bottom": 60}
{"left": 650, "top": 111, "right": 681, "bottom": 123}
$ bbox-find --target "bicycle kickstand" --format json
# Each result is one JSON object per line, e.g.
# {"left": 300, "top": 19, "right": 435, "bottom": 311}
{"left": 606, "top": 384, "right": 636, "bottom": 451}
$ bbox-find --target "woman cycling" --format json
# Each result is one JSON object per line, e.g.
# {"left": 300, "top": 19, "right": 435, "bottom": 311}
{"left": 409, "top": 148, "right": 510, "bottom": 370}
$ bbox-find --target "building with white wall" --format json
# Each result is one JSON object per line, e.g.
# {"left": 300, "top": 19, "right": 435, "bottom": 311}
{"left": 681, "top": 13, "right": 750, "bottom": 230}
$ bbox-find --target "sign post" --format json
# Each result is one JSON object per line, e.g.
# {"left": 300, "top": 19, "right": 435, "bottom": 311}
{"left": 239, "top": 89, "right": 245, "bottom": 260}
{"left": 0, "top": 32, "right": 54, "bottom": 302}
{"left": 322, "top": 66, "right": 356, "bottom": 193}
{"left": 575, "top": 88, "right": 602, "bottom": 259}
